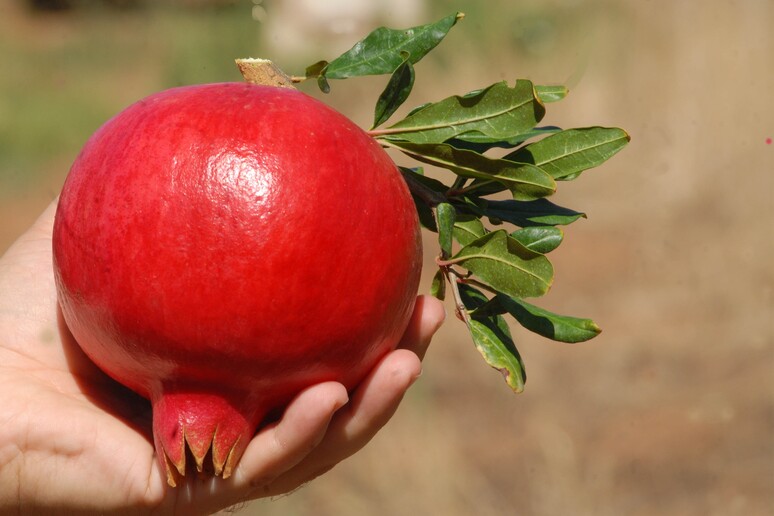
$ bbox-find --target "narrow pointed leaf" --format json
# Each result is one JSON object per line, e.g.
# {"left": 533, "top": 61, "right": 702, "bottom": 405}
{"left": 454, "top": 178, "right": 510, "bottom": 197}
{"left": 510, "top": 226, "right": 563, "bottom": 254}
{"left": 322, "top": 12, "right": 462, "bottom": 80}
{"left": 467, "top": 320, "right": 526, "bottom": 392}
{"left": 450, "top": 230, "right": 553, "bottom": 298}
{"left": 453, "top": 214, "right": 487, "bottom": 246}
{"left": 317, "top": 74, "right": 331, "bottom": 94}
{"left": 437, "top": 203, "right": 456, "bottom": 258}
{"left": 430, "top": 269, "right": 446, "bottom": 300}
{"left": 389, "top": 141, "right": 556, "bottom": 201}
{"left": 504, "top": 127, "right": 631, "bottom": 180}
{"left": 446, "top": 126, "right": 562, "bottom": 153}
{"left": 459, "top": 284, "right": 525, "bottom": 392}
{"left": 398, "top": 166, "right": 447, "bottom": 193}
{"left": 535, "top": 84, "right": 568, "bottom": 103}
{"left": 373, "top": 55, "right": 415, "bottom": 128}
{"left": 305, "top": 60, "right": 329, "bottom": 79}
{"left": 380, "top": 80, "right": 545, "bottom": 144}
{"left": 410, "top": 192, "right": 437, "bottom": 231}
{"left": 407, "top": 101, "right": 432, "bottom": 117}
{"left": 305, "top": 59, "right": 332, "bottom": 93}
{"left": 493, "top": 295, "right": 601, "bottom": 343}
{"left": 484, "top": 199, "right": 586, "bottom": 227}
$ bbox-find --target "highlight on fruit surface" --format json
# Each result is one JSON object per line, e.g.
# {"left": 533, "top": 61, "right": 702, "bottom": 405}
{"left": 53, "top": 12, "right": 628, "bottom": 486}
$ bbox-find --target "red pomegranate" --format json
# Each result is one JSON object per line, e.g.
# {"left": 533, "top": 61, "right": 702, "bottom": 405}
{"left": 52, "top": 83, "right": 422, "bottom": 485}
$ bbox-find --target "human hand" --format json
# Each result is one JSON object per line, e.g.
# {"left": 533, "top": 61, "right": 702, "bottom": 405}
{"left": 0, "top": 200, "right": 445, "bottom": 515}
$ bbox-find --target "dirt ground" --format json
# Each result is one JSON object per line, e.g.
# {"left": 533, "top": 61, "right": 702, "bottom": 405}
{"left": 1, "top": 1, "right": 772, "bottom": 515}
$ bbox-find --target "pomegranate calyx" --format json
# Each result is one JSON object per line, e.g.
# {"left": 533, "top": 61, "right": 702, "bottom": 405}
{"left": 151, "top": 389, "right": 263, "bottom": 487}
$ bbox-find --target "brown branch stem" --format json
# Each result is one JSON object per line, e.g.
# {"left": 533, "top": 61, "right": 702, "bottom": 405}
{"left": 441, "top": 266, "right": 470, "bottom": 323}
{"left": 235, "top": 58, "right": 296, "bottom": 88}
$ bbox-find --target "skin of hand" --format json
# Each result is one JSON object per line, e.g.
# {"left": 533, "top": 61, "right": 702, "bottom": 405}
{"left": 0, "top": 200, "right": 446, "bottom": 515}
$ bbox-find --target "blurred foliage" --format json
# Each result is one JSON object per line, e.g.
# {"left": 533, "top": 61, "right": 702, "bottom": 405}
{"left": 1, "top": 0, "right": 261, "bottom": 189}
{"left": 1, "top": 0, "right": 616, "bottom": 191}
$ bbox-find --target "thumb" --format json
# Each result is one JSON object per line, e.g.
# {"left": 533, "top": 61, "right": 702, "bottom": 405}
{"left": 1, "top": 198, "right": 58, "bottom": 264}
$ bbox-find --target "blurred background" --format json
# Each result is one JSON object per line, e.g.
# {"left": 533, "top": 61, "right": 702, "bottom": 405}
{"left": 1, "top": 0, "right": 772, "bottom": 514}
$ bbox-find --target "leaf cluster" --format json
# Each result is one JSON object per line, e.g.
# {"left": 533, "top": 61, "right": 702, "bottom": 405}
{"left": 297, "top": 13, "right": 629, "bottom": 392}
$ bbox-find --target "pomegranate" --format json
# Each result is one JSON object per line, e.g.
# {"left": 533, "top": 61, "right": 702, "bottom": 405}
{"left": 52, "top": 83, "right": 422, "bottom": 485}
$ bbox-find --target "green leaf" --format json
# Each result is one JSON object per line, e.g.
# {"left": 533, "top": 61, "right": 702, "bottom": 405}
{"left": 449, "top": 230, "right": 553, "bottom": 298}
{"left": 398, "top": 166, "right": 447, "bottom": 232}
{"left": 306, "top": 61, "right": 332, "bottom": 93}
{"left": 510, "top": 226, "right": 563, "bottom": 254}
{"left": 398, "top": 166, "right": 447, "bottom": 193}
{"left": 458, "top": 284, "right": 525, "bottom": 392}
{"left": 484, "top": 199, "right": 586, "bottom": 227}
{"left": 379, "top": 80, "right": 545, "bottom": 144}
{"left": 489, "top": 295, "right": 601, "bottom": 343}
{"left": 406, "top": 101, "right": 432, "bottom": 117}
{"left": 388, "top": 141, "right": 556, "bottom": 201}
{"left": 399, "top": 168, "right": 438, "bottom": 232}
{"left": 305, "top": 60, "right": 329, "bottom": 78}
{"left": 430, "top": 269, "right": 446, "bottom": 300}
{"left": 437, "top": 203, "right": 456, "bottom": 258}
{"left": 453, "top": 214, "right": 487, "bottom": 246}
{"left": 535, "top": 84, "right": 568, "bottom": 103}
{"left": 317, "top": 75, "right": 331, "bottom": 94}
{"left": 457, "top": 281, "right": 491, "bottom": 310}
{"left": 322, "top": 12, "right": 462, "bottom": 80}
{"left": 373, "top": 54, "right": 415, "bottom": 128}
{"left": 504, "top": 127, "right": 631, "bottom": 180}
{"left": 445, "top": 126, "right": 562, "bottom": 153}
{"left": 411, "top": 192, "right": 437, "bottom": 232}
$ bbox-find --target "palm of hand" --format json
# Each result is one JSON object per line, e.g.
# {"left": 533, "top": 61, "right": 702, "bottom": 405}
{"left": 0, "top": 202, "right": 444, "bottom": 515}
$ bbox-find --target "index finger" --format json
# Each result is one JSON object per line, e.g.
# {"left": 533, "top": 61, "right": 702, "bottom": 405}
{"left": 396, "top": 294, "right": 446, "bottom": 360}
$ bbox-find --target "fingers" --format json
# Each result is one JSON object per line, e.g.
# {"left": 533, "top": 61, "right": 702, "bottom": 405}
{"left": 0, "top": 200, "right": 61, "bottom": 367}
{"left": 233, "top": 382, "right": 349, "bottom": 492}
{"left": 329, "top": 348, "right": 421, "bottom": 448}
{"left": 397, "top": 294, "right": 446, "bottom": 360}
{"left": 0, "top": 198, "right": 57, "bottom": 263}
{"left": 29, "top": 198, "right": 59, "bottom": 239}
{"left": 210, "top": 295, "right": 446, "bottom": 503}
{"left": 258, "top": 348, "right": 422, "bottom": 497}
{"left": 147, "top": 383, "right": 349, "bottom": 515}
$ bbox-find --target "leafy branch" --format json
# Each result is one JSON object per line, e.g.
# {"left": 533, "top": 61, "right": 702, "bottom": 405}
{"left": 290, "top": 12, "right": 629, "bottom": 393}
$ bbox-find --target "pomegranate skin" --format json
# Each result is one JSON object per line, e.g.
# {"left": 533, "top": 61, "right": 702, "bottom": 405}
{"left": 52, "top": 83, "right": 422, "bottom": 484}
